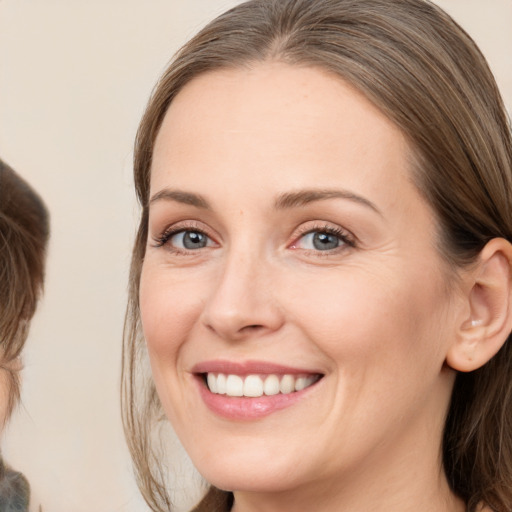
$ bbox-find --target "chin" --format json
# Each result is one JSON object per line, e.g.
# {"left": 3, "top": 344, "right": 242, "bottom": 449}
{"left": 187, "top": 437, "right": 317, "bottom": 495}
{"left": 201, "top": 462, "right": 300, "bottom": 494}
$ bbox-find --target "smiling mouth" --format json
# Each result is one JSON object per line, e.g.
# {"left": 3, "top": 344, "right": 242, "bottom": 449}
{"left": 202, "top": 372, "right": 323, "bottom": 398}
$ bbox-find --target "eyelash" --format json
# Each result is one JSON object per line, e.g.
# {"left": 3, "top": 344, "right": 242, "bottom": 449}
{"left": 290, "top": 224, "right": 356, "bottom": 253}
{"left": 151, "top": 222, "right": 356, "bottom": 254}
{"left": 151, "top": 222, "right": 213, "bottom": 252}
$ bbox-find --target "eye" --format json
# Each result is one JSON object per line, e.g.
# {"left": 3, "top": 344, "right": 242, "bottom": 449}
{"left": 153, "top": 227, "right": 216, "bottom": 252}
{"left": 290, "top": 225, "right": 355, "bottom": 252}
{"left": 170, "top": 230, "right": 211, "bottom": 250}
{"left": 300, "top": 231, "right": 341, "bottom": 251}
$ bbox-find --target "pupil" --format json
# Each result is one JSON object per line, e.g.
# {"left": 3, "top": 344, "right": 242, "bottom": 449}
{"left": 183, "top": 231, "right": 206, "bottom": 249}
{"left": 313, "top": 232, "right": 339, "bottom": 250}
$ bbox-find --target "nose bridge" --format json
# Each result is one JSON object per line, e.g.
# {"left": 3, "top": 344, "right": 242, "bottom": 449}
{"left": 201, "top": 238, "right": 283, "bottom": 340}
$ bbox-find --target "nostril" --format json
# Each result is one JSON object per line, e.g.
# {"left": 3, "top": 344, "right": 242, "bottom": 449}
{"left": 243, "top": 324, "right": 264, "bottom": 331}
{"left": 205, "top": 323, "right": 263, "bottom": 335}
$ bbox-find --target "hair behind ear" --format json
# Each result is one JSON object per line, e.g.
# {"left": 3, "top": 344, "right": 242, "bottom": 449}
{"left": 192, "top": 487, "right": 233, "bottom": 512}
{"left": 444, "top": 337, "right": 512, "bottom": 511}
{"left": 443, "top": 239, "right": 512, "bottom": 509}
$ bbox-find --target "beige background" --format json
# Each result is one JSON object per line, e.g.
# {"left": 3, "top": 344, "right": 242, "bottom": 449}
{"left": 0, "top": 1, "right": 511, "bottom": 511}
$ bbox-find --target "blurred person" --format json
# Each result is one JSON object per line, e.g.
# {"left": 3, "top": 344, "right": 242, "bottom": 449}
{"left": 0, "top": 159, "right": 49, "bottom": 511}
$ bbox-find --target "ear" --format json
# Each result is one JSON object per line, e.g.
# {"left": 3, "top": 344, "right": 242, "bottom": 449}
{"left": 446, "top": 238, "right": 512, "bottom": 372}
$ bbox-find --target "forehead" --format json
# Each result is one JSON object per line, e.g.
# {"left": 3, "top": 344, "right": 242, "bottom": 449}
{"left": 151, "top": 63, "right": 415, "bottom": 210}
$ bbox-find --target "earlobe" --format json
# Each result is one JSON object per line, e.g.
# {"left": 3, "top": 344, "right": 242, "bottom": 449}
{"left": 446, "top": 238, "right": 512, "bottom": 373}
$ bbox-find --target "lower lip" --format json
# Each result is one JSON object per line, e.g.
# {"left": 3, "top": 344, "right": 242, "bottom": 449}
{"left": 196, "top": 377, "right": 319, "bottom": 420}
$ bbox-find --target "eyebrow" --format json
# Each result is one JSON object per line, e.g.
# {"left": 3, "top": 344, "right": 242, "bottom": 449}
{"left": 149, "top": 189, "right": 211, "bottom": 209}
{"left": 149, "top": 187, "right": 380, "bottom": 215}
{"left": 274, "top": 189, "right": 381, "bottom": 214}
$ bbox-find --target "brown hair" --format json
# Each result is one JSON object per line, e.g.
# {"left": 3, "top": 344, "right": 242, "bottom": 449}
{"left": 121, "top": 1, "right": 512, "bottom": 510}
{"left": 0, "top": 159, "right": 49, "bottom": 420}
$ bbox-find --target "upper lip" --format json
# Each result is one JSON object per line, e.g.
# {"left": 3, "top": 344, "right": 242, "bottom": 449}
{"left": 191, "top": 359, "right": 323, "bottom": 376}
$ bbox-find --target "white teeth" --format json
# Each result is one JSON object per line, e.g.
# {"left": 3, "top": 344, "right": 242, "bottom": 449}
{"left": 263, "top": 375, "right": 280, "bottom": 396}
{"left": 279, "top": 374, "right": 295, "bottom": 394}
{"left": 244, "top": 375, "right": 263, "bottom": 397}
{"left": 206, "top": 373, "right": 319, "bottom": 397}
{"left": 295, "top": 376, "right": 307, "bottom": 391}
{"left": 207, "top": 373, "right": 217, "bottom": 393}
{"left": 217, "top": 373, "right": 227, "bottom": 394}
{"left": 226, "top": 375, "right": 244, "bottom": 397}
{"left": 295, "top": 376, "right": 316, "bottom": 391}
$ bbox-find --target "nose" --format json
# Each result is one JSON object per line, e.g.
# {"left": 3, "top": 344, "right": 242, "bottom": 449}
{"left": 200, "top": 250, "right": 285, "bottom": 341}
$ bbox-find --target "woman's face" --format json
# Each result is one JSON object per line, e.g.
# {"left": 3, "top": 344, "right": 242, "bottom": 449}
{"left": 140, "top": 64, "right": 462, "bottom": 498}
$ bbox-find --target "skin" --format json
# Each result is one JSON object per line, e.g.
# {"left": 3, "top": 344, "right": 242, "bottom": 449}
{"left": 140, "top": 63, "right": 467, "bottom": 511}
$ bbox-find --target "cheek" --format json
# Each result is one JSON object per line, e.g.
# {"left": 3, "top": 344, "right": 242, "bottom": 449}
{"left": 289, "top": 267, "right": 455, "bottom": 452}
{"left": 139, "top": 265, "right": 204, "bottom": 367}
{"left": 290, "top": 264, "right": 451, "bottom": 381}
{"left": 139, "top": 265, "right": 210, "bottom": 429}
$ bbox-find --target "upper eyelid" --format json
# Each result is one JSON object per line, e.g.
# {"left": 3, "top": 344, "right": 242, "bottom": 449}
{"left": 154, "top": 220, "right": 214, "bottom": 237}
{"left": 291, "top": 221, "right": 355, "bottom": 240}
